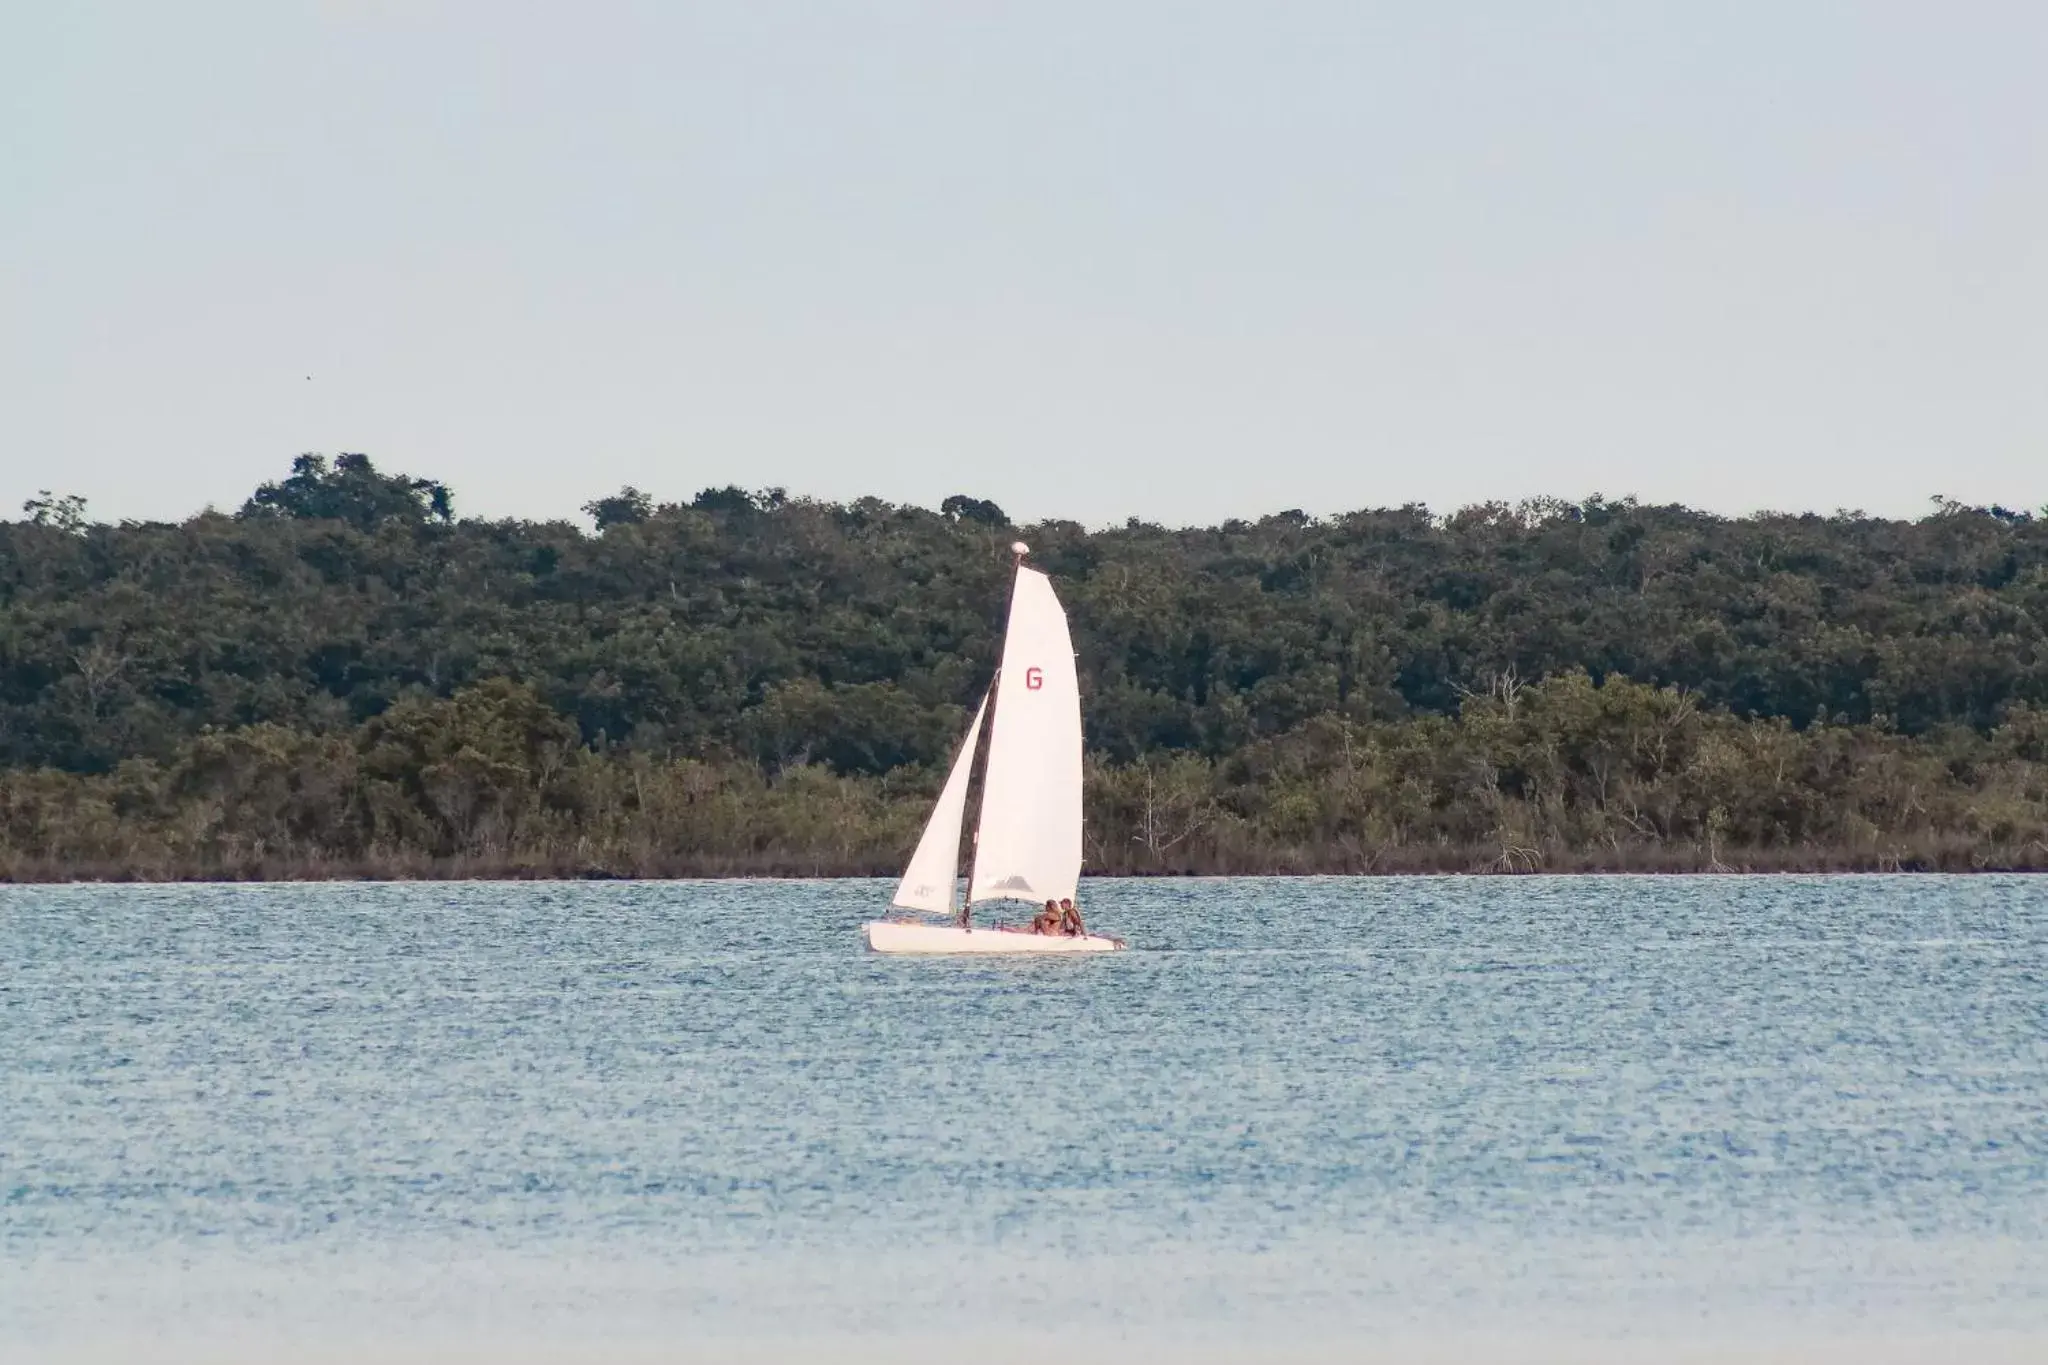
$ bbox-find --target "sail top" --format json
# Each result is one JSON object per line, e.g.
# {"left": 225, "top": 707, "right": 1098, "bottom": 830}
{"left": 890, "top": 691, "right": 989, "bottom": 915}
{"left": 969, "top": 564, "right": 1084, "bottom": 905}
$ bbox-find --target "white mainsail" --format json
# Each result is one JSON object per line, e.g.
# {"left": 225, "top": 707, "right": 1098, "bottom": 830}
{"left": 969, "top": 565, "right": 1083, "bottom": 905}
{"left": 889, "top": 691, "right": 990, "bottom": 914}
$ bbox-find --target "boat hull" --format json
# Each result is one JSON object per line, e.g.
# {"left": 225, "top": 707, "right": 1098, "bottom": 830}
{"left": 863, "top": 920, "right": 1124, "bottom": 954}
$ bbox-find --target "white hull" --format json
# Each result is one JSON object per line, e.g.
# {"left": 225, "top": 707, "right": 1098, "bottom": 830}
{"left": 863, "top": 920, "right": 1124, "bottom": 954}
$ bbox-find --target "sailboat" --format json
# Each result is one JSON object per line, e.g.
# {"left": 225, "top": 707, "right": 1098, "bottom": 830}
{"left": 863, "top": 542, "right": 1124, "bottom": 954}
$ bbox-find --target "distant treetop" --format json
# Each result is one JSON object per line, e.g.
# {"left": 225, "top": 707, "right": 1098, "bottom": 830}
{"left": 941, "top": 494, "right": 1008, "bottom": 527}
{"left": 22, "top": 491, "right": 90, "bottom": 534}
{"left": 240, "top": 453, "right": 454, "bottom": 529}
{"left": 691, "top": 485, "right": 761, "bottom": 515}
{"left": 583, "top": 486, "right": 654, "bottom": 532}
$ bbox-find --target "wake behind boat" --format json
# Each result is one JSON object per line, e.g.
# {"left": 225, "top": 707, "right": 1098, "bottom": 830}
{"left": 862, "top": 543, "right": 1123, "bottom": 955}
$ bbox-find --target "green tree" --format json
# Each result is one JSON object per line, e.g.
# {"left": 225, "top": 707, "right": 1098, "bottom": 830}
{"left": 22, "top": 491, "right": 89, "bottom": 533}
{"left": 240, "top": 453, "right": 453, "bottom": 528}
{"left": 583, "top": 486, "right": 653, "bottom": 531}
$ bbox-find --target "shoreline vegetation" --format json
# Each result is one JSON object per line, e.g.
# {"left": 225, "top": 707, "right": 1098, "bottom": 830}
{"left": 5, "top": 455, "right": 2048, "bottom": 882}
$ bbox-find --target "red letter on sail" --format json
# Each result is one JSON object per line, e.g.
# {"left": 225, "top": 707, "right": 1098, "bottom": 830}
{"left": 1025, "top": 667, "right": 1044, "bottom": 690}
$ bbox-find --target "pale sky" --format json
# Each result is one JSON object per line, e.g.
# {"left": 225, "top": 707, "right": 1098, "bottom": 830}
{"left": 4, "top": 2, "right": 2045, "bottom": 528}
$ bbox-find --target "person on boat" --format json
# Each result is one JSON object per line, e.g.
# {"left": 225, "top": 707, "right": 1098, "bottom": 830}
{"left": 1057, "top": 898, "right": 1085, "bottom": 937}
{"left": 1030, "top": 900, "right": 1060, "bottom": 934}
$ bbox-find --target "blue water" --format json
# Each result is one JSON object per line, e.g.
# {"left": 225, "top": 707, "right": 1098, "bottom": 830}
{"left": 4, "top": 876, "right": 2047, "bottom": 1357}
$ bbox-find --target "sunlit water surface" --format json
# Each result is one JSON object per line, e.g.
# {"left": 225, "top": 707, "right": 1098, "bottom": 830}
{"left": 4, "top": 876, "right": 2046, "bottom": 1359}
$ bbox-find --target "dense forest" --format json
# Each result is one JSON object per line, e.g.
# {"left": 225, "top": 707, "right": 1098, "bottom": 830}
{"left": 4, "top": 453, "right": 2047, "bottom": 880}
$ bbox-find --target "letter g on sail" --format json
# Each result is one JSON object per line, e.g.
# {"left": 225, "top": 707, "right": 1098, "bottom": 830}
{"left": 1025, "top": 667, "right": 1044, "bottom": 690}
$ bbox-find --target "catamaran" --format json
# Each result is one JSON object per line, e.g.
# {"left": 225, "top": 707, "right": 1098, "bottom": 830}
{"left": 863, "top": 543, "right": 1124, "bottom": 954}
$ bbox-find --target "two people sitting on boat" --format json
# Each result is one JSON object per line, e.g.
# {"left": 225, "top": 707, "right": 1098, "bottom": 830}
{"left": 1030, "top": 898, "right": 1086, "bottom": 936}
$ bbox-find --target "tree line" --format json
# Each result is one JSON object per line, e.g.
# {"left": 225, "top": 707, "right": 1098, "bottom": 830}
{"left": 3, "top": 453, "right": 2045, "bottom": 878}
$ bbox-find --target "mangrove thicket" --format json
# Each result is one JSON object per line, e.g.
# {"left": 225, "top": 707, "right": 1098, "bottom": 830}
{"left": 4, "top": 453, "right": 2046, "bottom": 878}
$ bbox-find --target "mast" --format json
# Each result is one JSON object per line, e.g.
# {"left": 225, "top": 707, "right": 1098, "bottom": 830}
{"left": 961, "top": 541, "right": 1033, "bottom": 927}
